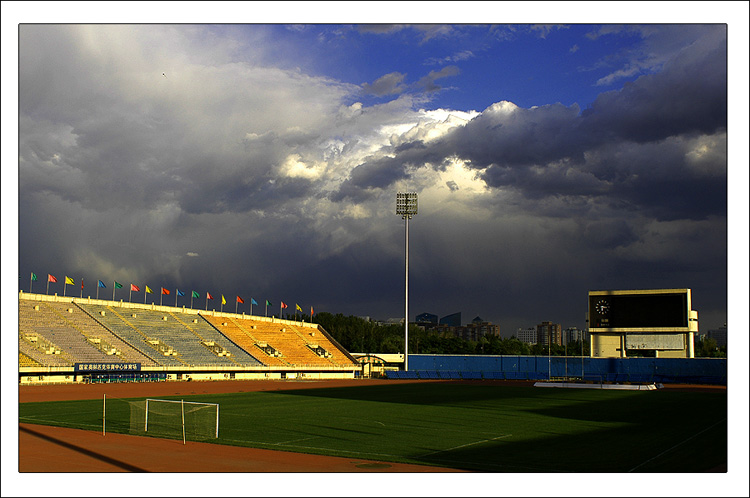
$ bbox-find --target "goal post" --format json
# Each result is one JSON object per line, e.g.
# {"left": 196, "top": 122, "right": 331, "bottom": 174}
{"left": 145, "top": 398, "right": 219, "bottom": 441}
{"left": 102, "top": 395, "right": 218, "bottom": 442}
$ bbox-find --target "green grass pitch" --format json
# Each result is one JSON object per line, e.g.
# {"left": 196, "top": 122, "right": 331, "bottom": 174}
{"left": 18, "top": 383, "right": 726, "bottom": 472}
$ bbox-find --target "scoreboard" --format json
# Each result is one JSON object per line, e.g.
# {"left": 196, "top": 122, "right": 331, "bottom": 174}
{"left": 588, "top": 289, "right": 690, "bottom": 331}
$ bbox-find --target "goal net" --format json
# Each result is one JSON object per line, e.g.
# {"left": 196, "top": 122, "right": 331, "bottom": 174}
{"left": 103, "top": 395, "right": 219, "bottom": 442}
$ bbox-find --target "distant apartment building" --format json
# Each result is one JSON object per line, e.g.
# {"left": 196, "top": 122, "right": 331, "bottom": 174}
{"left": 416, "top": 313, "right": 499, "bottom": 341}
{"left": 564, "top": 327, "right": 586, "bottom": 345}
{"left": 707, "top": 324, "right": 727, "bottom": 348}
{"left": 516, "top": 327, "right": 537, "bottom": 345}
{"left": 537, "top": 321, "right": 562, "bottom": 346}
{"left": 457, "top": 317, "right": 501, "bottom": 341}
{"left": 439, "top": 312, "right": 462, "bottom": 327}
{"left": 416, "top": 312, "right": 438, "bottom": 325}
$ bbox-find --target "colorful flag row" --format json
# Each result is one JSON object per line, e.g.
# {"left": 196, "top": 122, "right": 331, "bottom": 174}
{"left": 28, "top": 272, "right": 315, "bottom": 319}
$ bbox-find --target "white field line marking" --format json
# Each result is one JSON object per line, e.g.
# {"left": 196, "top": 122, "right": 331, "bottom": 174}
{"left": 627, "top": 418, "right": 726, "bottom": 472}
{"left": 220, "top": 438, "right": 403, "bottom": 460}
{"left": 418, "top": 434, "right": 512, "bottom": 458}
{"left": 19, "top": 420, "right": 102, "bottom": 431}
{"left": 277, "top": 436, "right": 320, "bottom": 445}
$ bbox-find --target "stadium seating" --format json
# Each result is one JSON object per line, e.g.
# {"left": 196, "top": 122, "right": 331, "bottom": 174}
{"left": 47, "top": 301, "right": 161, "bottom": 366}
{"left": 77, "top": 304, "right": 186, "bottom": 366}
{"left": 80, "top": 305, "right": 264, "bottom": 367}
{"left": 166, "top": 312, "right": 263, "bottom": 367}
{"left": 203, "top": 315, "right": 357, "bottom": 368}
{"left": 203, "top": 316, "right": 289, "bottom": 367}
{"left": 19, "top": 351, "right": 42, "bottom": 367}
{"left": 18, "top": 300, "right": 115, "bottom": 365}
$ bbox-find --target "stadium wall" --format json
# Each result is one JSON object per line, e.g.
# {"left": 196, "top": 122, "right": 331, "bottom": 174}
{"left": 407, "top": 354, "right": 727, "bottom": 385}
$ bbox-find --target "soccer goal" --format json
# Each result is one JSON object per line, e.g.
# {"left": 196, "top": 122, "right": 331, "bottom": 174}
{"left": 103, "top": 395, "right": 219, "bottom": 444}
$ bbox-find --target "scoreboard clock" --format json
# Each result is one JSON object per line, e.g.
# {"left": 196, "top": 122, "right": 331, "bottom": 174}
{"left": 589, "top": 289, "right": 690, "bottom": 330}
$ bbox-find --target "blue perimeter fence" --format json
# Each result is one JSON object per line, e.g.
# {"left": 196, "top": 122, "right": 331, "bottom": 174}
{"left": 385, "top": 355, "right": 726, "bottom": 385}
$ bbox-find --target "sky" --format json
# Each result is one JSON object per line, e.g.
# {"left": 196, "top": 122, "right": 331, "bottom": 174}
{"left": 2, "top": 3, "right": 749, "bottom": 496}
{"left": 4, "top": 6, "right": 748, "bottom": 339}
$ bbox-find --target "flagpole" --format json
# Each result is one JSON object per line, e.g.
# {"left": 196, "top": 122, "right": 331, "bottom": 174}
{"left": 235, "top": 299, "right": 238, "bottom": 314}
{"left": 191, "top": 293, "right": 194, "bottom": 309}
{"left": 206, "top": 294, "right": 208, "bottom": 311}
{"left": 129, "top": 287, "right": 132, "bottom": 302}
{"left": 96, "top": 283, "right": 99, "bottom": 300}
{"left": 175, "top": 289, "right": 178, "bottom": 307}
{"left": 30, "top": 273, "right": 33, "bottom": 293}
{"left": 46, "top": 277, "right": 50, "bottom": 295}
{"left": 144, "top": 287, "right": 147, "bottom": 304}
{"left": 81, "top": 279, "right": 84, "bottom": 298}
{"left": 160, "top": 290, "right": 163, "bottom": 306}
{"left": 112, "top": 281, "right": 115, "bottom": 301}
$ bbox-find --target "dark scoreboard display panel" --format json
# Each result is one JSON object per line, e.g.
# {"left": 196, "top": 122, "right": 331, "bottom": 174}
{"left": 589, "top": 291, "right": 688, "bottom": 329}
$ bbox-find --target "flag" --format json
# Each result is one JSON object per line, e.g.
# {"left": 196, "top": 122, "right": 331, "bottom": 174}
{"left": 251, "top": 298, "right": 258, "bottom": 306}
{"left": 130, "top": 284, "right": 140, "bottom": 292}
{"left": 266, "top": 300, "right": 272, "bottom": 306}
{"left": 296, "top": 303, "right": 302, "bottom": 312}
{"left": 48, "top": 274, "right": 57, "bottom": 283}
{"left": 31, "top": 273, "right": 38, "bottom": 281}
{"left": 207, "top": 292, "right": 214, "bottom": 300}
{"left": 65, "top": 276, "right": 75, "bottom": 285}
{"left": 161, "top": 287, "right": 170, "bottom": 295}
{"left": 176, "top": 289, "right": 185, "bottom": 297}
{"left": 281, "top": 302, "right": 288, "bottom": 309}
{"left": 98, "top": 280, "right": 106, "bottom": 288}
{"left": 221, "top": 295, "right": 227, "bottom": 305}
{"left": 192, "top": 290, "right": 200, "bottom": 298}
{"left": 114, "top": 281, "right": 123, "bottom": 289}
{"left": 145, "top": 286, "right": 153, "bottom": 294}
{"left": 236, "top": 296, "right": 244, "bottom": 304}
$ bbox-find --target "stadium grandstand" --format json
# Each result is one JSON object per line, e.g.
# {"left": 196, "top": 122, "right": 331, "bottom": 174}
{"left": 18, "top": 292, "right": 359, "bottom": 385}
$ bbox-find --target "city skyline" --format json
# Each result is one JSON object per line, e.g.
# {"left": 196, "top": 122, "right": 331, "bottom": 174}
{"left": 5, "top": 5, "right": 747, "bottom": 340}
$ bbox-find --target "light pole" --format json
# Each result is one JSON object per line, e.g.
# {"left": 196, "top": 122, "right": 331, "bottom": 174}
{"left": 396, "top": 192, "right": 418, "bottom": 371}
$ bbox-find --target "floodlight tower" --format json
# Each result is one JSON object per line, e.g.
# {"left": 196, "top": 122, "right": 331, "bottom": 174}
{"left": 396, "top": 192, "right": 418, "bottom": 371}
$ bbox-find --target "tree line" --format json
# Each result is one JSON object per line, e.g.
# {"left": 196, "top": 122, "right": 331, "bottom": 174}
{"left": 293, "top": 312, "right": 725, "bottom": 358}
{"left": 308, "top": 312, "right": 590, "bottom": 356}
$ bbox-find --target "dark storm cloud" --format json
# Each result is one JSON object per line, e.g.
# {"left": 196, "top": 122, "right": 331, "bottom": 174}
{"left": 332, "top": 140, "right": 454, "bottom": 202}
{"left": 580, "top": 32, "right": 727, "bottom": 143}
{"left": 415, "top": 65, "right": 460, "bottom": 93}
{"left": 362, "top": 72, "right": 407, "bottom": 96}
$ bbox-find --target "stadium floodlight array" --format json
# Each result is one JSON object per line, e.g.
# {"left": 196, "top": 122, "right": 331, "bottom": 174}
{"left": 396, "top": 192, "right": 417, "bottom": 371}
{"left": 103, "top": 394, "right": 218, "bottom": 444}
{"left": 396, "top": 192, "right": 418, "bottom": 219}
